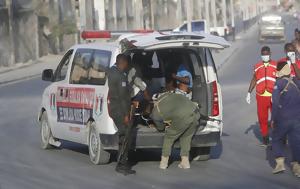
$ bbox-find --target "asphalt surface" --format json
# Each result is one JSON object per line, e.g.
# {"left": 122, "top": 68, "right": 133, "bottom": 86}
{"left": 0, "top": 15, "right": 299, "bottom": 189}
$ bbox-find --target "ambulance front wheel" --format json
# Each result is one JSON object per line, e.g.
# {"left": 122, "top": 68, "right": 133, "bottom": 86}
{"left": 40, "top": 112, "right": 54, "bottom": 149}
{"left": 88, "top": 122, "right": 110, "bottom": 165}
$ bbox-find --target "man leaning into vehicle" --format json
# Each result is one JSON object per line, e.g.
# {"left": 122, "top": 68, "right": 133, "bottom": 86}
{"left": 151, "top": 92, "right": 200, "bottom": 170}
{"left": 108, "top": 54, "right": 136, "bottom": 175}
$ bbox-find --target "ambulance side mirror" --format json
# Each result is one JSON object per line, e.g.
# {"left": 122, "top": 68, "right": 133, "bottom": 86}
{"left": 42, "top": 69, "right": 54, "bottom": 82}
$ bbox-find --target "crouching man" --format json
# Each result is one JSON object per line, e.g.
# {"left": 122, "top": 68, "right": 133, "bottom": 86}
{"left": 150, "top": 92, "right": 200, "bottom": 169}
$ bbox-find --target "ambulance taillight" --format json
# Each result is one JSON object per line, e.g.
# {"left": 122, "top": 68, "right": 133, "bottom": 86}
{"left": 212, "top": 81, "right": 219, "bottom": 116}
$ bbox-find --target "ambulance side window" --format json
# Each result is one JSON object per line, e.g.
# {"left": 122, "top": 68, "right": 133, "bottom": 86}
{"left": 88, "top": 50, "right": 111, "bottom": 85}
{"left": 70, "top": 49, "right": 92, "bottom": 84}
{"left": 69, "top": 48, "right": 111, "bottom": 85}
{"left": 54, "top": 50, "right": 73, "bottom": 82}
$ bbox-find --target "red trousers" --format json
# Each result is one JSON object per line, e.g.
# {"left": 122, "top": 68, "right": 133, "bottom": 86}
{"left": 256, "top": 95, "right": 272, "bottom": 137}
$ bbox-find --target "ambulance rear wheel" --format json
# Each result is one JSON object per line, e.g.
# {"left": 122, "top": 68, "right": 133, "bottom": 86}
{"left": 191, "top": 147, "right": 211, "bottom": 161}
{"left": 40, "top": 112, "right": 54, "bottom": 149}
{"left": 88, "top": 122, "right": 110, "bottom": 165}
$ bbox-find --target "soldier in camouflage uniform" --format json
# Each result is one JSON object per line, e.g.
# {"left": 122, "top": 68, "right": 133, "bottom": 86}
{"left": 151, "top": 92, "right": 200, "bottom": 169}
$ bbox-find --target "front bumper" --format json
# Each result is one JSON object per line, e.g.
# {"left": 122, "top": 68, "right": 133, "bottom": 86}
{"left": 260, "top": 30, "right": 285, "bottom": 39}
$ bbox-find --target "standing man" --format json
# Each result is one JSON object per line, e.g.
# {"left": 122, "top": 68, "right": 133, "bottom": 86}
{"left": 271, "top": 61, "right": 300, "bottom": 176}
{"left": 246, "top": 46, "right": 277, "bottom": 146}
{"left": 151, "top": 92, "right": 200, "bottom": 170}
{"left": 278, "top": 43, "right": 300, "bottom": 79}
{"left": 108, "top": 54, "right": 135, "bottom": 175}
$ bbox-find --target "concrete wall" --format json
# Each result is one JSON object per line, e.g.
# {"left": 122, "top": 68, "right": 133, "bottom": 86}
{"left": 12, "top": 10, "right": 38, "bottom": 63}
{"left": 0, "top": 0, "right": 270, "bottom": 67}
{"left": 0, "top": 0, "right": 78, "bottom": 67}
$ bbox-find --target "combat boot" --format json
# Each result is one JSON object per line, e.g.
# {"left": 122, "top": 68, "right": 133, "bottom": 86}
{"left": 159, "top": 156, "right": 169, "bottom": 169}
{"left": 291, "top": 162, "right": 300, "bottom": 177}
{"left": 115, "top": 163, "right": 136, "bottom": 176}
{"left": 178, "top": 156, "right": 190, "bottom": 169}
{"left": 273, "top": 157, "right": 286, "bottom": 174}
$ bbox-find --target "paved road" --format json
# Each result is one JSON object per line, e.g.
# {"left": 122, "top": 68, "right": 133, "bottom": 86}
{"left": 0, "top": 15, "right": 299, "bottom": 189}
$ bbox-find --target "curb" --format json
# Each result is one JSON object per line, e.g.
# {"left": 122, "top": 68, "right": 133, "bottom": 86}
{"left": 0, "top": 60, "right": 40, "bottom": 75}
{"left": 0, "top": 74, "right": 41, "bottom": 87}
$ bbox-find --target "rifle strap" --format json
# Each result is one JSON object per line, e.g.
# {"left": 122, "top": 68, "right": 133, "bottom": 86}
{"left": 280, "top": 77, "right": 300, "bottom": 96}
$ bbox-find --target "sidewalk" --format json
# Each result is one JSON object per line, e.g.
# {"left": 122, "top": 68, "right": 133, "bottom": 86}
{"left": 0, "top": 54, "right": 62, "bottom": 86}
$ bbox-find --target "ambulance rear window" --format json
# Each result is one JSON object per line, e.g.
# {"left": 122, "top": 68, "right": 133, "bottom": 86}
{"left": 70, "top": 48, "right": 111, "bottom": 85}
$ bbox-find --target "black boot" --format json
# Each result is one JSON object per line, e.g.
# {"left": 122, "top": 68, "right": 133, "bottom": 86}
{"left": 115, "top": 162, "right": 136, "bottom": 176}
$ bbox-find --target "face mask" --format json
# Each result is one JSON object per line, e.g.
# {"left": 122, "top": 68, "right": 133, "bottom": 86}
{"left": 287, "top": 51, "right": 296, "bottom": 63}
{"left": 261, "top": 55, "right": 270, "bottom": 62}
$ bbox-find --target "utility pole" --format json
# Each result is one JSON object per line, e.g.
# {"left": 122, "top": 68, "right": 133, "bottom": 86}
{"left": 112, "top": 0, "right": 117, "bottom": 30}
{"left": 122, "top": 0, "right": 128, "bottom": 30}
{"left": 134, "top": 0, "right": 142, "bottom": 29}
{"left": 230, "top": 0, "right": 235, "bottom": 28}
{"left": 150, "top": 0, "right": 155, "bottom": 29}
{"left": 230, "top": 0, "right": 235, "bottom": 41}
{"left": 6, "top": 0, "right": 15, "bottom": 66}
{"left": 177, "top": 0, "right": 183, "bottom": 26}
{"left": 79, "top": 0, "right": 86, "bottom": 30}
{"left": 211, "top": 0, "right": 217, "bottom": 28}
{"left": 205, "top": 0, "right": 210, "bottom": 32}
{"left": 186, "top": 0, "right": 192, "bottom": 32}
{"left": 222, "top": 0, "right": 227, "bottom": 27}
{"left": 94, "top": 0, "right": 106, "bottom": 30}
{"left": 34, "top": 10, "right": 39, "bottom": 59}
{"left": 221, "top": 0, "right": 227, "bottom": 39}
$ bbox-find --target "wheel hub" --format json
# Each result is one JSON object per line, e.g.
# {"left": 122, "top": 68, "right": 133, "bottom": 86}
{"left": 41, "top": 120, "right": 50, "bottom": 142}
{"left": 90, "top": 132, "right": 99, "bottom": 157}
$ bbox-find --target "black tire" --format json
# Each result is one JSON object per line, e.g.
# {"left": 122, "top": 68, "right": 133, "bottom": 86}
{"left": 40, "top": 112, "right": 54, "bottom": 149}
{"left": 191, "top": 147, "right": 211, "bottom": 161}
{"left": 88, "top": 122, "right": 110, "bottom": 165}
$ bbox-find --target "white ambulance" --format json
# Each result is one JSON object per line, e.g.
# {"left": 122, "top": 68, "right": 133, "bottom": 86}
{"left": 38, "top": 30, "right": 229, "bottom": 164}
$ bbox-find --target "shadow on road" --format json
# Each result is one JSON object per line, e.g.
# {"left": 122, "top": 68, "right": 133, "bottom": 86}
{"left": 210, "top": 140, "right": 223, "bottom": 160}
{"left": 60, "top": 137, "right": 225, "bottom": 165}
{"left": 244, "top": 122, "right": 263, "bottom": 143}
{"left": 61, "top": 140, "right": 89, "bottom": 155}
{"left": 245, "top": 123, "right": 295, "bottom": 170}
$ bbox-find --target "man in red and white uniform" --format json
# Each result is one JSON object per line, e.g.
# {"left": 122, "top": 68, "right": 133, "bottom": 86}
{"left": 246, "top": 46, "right": 277, "bottom": 146}
{"left": 278, "top": 43, "right": 300, "bottom": 79}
